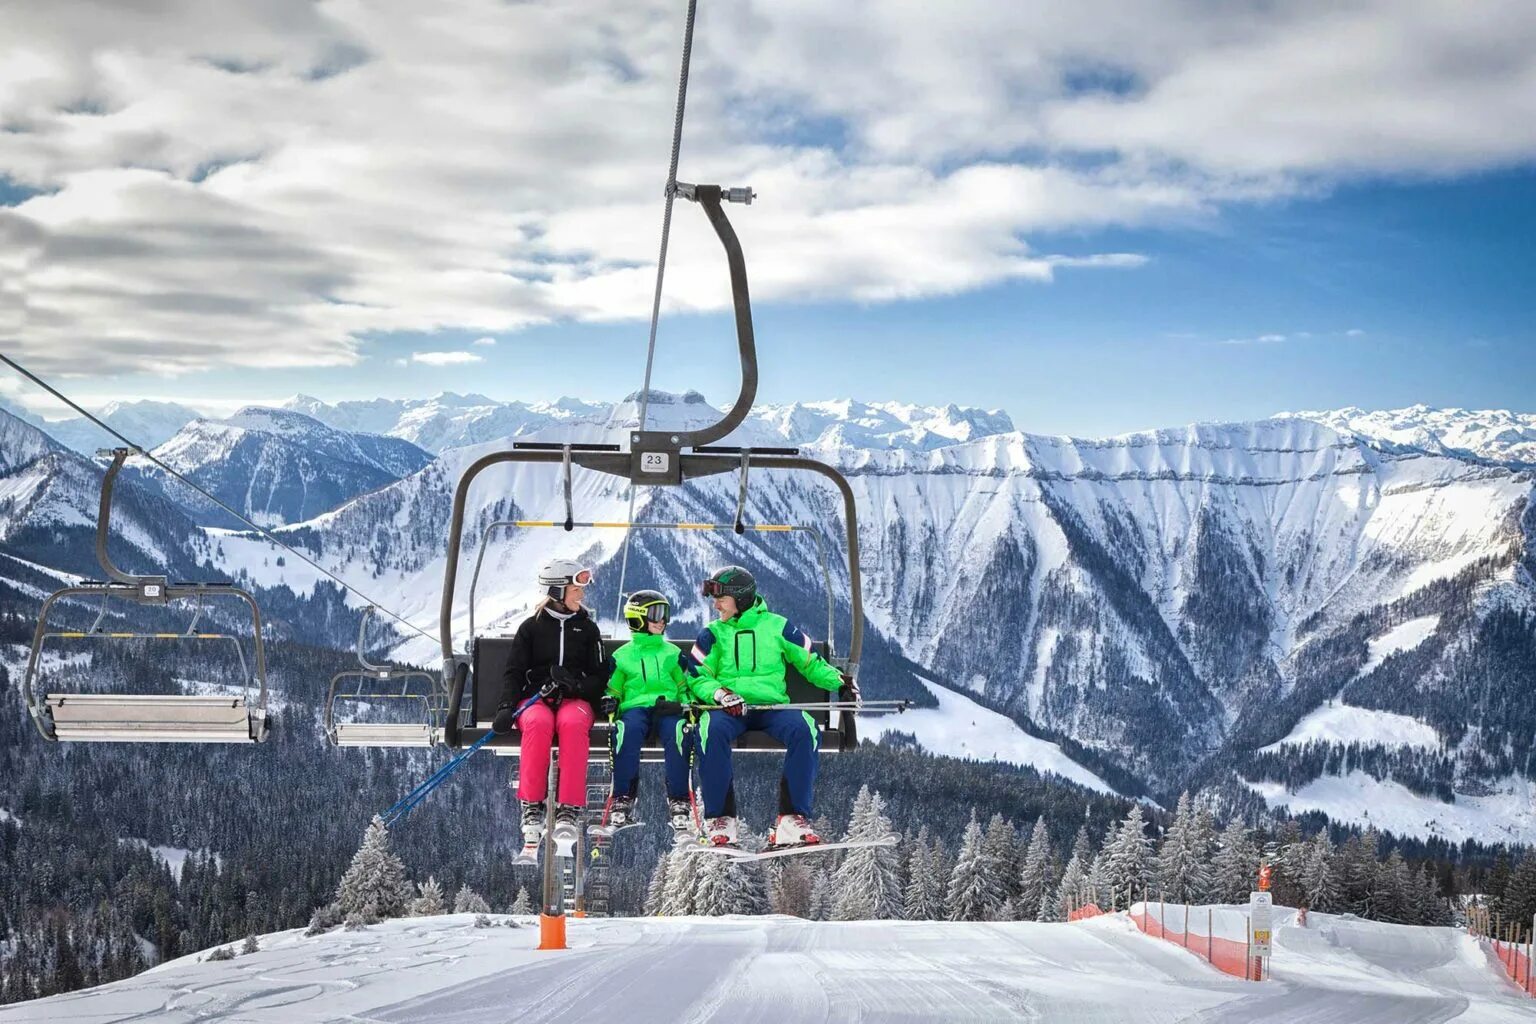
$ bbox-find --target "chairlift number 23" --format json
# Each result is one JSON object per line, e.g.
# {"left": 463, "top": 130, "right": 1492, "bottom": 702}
{"left": 640, "top": 452, "right": 670, "bottom": 474}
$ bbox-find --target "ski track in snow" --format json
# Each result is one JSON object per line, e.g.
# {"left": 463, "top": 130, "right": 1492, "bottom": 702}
{"left": 3, "top": 910, "right": 1531, "bottom": 1023}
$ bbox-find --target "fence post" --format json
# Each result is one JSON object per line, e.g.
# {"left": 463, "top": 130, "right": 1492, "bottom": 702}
{"left": 1246, "top": 918, "right": 1253, "bottom": 981}
{"left": 1184, "top": 902, "right": 1190, "bottom": 949}
{"left": 1208, "top": 907, "right": 1213, "bottom": 963}
{"left": 1160, "top": 889, "right": 1166, "bottom": 939}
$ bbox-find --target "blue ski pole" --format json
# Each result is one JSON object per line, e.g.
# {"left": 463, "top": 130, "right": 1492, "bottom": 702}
{"left": 380, "top": 689, "right": 545, "bottom": 827}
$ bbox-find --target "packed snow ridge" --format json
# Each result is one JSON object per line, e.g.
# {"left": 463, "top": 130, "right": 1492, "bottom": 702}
{"left": 4, "top": 909, "right": 1530, "bottom": 1023}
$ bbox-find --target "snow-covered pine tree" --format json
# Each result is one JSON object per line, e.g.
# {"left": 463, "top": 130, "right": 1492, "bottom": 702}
{"left": 771, "top": 863, "right": 815, "bottom": 918}
{"left": 241, "top": 935, "right": 259, "bottom": 955}
{"left": 981, "top": 813, "right": 1020, "bottom": 908}
{"left": 333, "top": 816, "right": 414, "bottom": 925}
{"left": 1017, "top": 816, "right": 1052, "bottom": 922}
{"left": 509, "top": 887, "right": 534, "bottom": 916}
{"left": 660, "top": 847, "right": 700, "bottom": 917}
{"left": 1210, "top": 819, "right": 1260, "bottom": 904}
{"left": 1100, "top": 805, "right": 1152, "bottom": 909}
{"left": 1155, "top": 793, "right": 1208, "bottom": 904}
{"left": 808, "top": 868, "right": 836, "bottom": 922}
{"left": 903, "top": 834, "right": 947, "bottom": 921}
{"left": 453, "top": 884, "right": 491, "bottom": 915}
{"left": 644, "top": 856, "right": 669, "bottom": 916}
{"left": 946, "top": 810, "right": 1003, "bottom": 922}
{"left": 410, "top": 876, "right": 446, "bottom": 917}
{"left": 1189, "top": 807, "right": 1217, "bottom": 903}
{"left": 1055, "top": 850, "right": 1091, "bottom": 918}
{"left": 1299, "top": 833, "right": 1337, "bottom": 913}
{"left": 831, "top": 787, "right": 902, "bottom": 921}
{"left": 692, "top": 853, "right": 765, "bottom": 917}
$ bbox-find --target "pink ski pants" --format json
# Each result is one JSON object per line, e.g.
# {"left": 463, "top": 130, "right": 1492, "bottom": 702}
{"left": 515, "top": 699, "right": 594, "bottom": 806}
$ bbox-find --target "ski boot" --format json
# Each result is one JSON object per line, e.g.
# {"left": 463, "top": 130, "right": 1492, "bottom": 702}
{"left": 513, "top": 800, "right": 544, "bottom": 865}
{"left": 668, "top": 797, "right": 695, "bottom": 843}
{"left": 767, "top": 813, "right": 821, "bottom": 851}
{"left": 552, "top": 804, "right": 582, "bottom": 857}
{"left": 588, "top": 795, "right": 639, "bottom": 839}
{"left": 705, "top": 815, "right": 740, "bottom": 849}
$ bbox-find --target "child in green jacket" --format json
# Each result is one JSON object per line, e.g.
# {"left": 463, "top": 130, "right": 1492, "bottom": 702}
{"left": 599, "top": 590, "right": 694, "bottom": 835}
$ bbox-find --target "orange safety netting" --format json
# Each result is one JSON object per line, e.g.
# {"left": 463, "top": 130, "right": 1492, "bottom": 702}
{"left": 1067, "top": 903, "right": 1104, "bottom": 922}
{"left": 1130, "top": 907, "right": 1260, "bottom": 981}
{"left": 1490, "top": 938, "right": 1535, "bottom": 997}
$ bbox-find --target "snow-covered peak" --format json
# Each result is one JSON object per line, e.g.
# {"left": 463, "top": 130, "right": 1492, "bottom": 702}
{"left": 1282, "top": 406, "right": 1536, "bottom": 466}
{"left": 31, "top": 399, "right": 201, "bottom": 455}
{"left": 752, "top": 398, "right": 1014, "bottom": 451}
{"left": 0, "top": 406, "right": 66, "bottom": 474}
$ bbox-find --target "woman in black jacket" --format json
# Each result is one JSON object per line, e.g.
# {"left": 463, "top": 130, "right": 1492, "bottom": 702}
{"left": 492, "top": 559, "right": 612, "bottom": 849}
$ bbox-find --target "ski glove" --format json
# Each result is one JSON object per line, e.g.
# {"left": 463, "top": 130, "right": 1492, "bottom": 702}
{"left": 714, "top": 688, "right": 746, "bottom": 716}
{"left": 549, "top": 665, "right": 580, "bottom": 694}
{"left": 492, "top": 701, "right": 519, "bottom": 735}
{"left": 598, "top": 695, "right": 619, "bottom": 719}
{"left": 839, "top": 673, "right": 861, "bottom": 703}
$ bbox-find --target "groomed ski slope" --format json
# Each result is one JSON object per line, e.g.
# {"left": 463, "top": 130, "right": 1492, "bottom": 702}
{"left": 0, "top": 909, "right": 1527, "bottom": 1022}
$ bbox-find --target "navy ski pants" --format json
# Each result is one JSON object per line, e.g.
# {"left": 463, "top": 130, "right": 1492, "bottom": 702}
{"left": 698, "top": 707, "right": 820, "bottom": 818}
{"left": 610, "top": 706, "right": 693, "bottom": 801}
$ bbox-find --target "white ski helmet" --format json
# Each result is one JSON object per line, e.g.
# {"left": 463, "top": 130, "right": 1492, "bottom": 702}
{"left": 538, "top": 558, "right": 593, "bottom": 601}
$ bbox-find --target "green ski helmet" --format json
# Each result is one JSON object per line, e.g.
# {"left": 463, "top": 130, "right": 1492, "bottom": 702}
{"left": 622, "top": 590, "right": 672, "bottom": 632}
{"left": 701, "top": 565, "right": 756, "bottom": 610}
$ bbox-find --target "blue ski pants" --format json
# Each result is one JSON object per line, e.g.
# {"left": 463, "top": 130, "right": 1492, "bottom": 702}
{"left": 610, "top": 706, "right": 693, "bottom": 801}
{"left": 698, "top": 707, "right": 821, "bottom": 818}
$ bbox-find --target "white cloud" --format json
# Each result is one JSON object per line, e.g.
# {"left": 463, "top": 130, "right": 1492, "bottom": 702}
{"left": 0, "top": 1, "right": 1529, "bottom": 375}
{"left": 1346, "top": 329, "right": 1366, "bottom": 337}
{"left": 471, "top": 336, "right": 497, "bottom": 346}
{"left": 411, "top": 351, "right": 482, "bottom": 366}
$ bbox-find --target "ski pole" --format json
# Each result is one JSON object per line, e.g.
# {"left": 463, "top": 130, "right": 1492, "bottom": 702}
{"left": 379, "top": 689, "right": 544, "bottom": 827}
{"left": 681, "top": 699, "right": 913, "bottom": 714}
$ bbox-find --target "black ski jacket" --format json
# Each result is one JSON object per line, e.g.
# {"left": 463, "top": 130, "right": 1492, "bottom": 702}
{"left": 498, "top": 604, "right": 613, "bottom": 708}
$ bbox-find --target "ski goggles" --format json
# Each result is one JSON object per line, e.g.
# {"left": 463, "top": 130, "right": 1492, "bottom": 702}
{"left": 700, "top": 579, "right": 743, "bottom": 598}
{"left": 570, "top": 568, "right": 594, "bottom": 586}
{"left": 623, "top": 600, "right": 671, "bottom": 623}
{"left": 542, "top": 567, "right": 594, "bottom": 587}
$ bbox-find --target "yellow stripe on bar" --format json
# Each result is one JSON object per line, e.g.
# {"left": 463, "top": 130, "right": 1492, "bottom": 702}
{"left": 676, "top": 523, "right": 716, "bottom": 530}
{"left": 752, "top": 524, "right": 796, "bottom": 532}
{"left": 514, "top": 520, "right": 557, "bottom": 527}
{"left": 590, "top": 522, "right": 631, "bottom": 528}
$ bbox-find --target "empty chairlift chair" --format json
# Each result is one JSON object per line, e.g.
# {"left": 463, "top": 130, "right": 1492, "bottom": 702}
{"left": 21, "top": 448, "right": 271, "bottom": 744}
{"left": 325, "top": 607, "right": 444, "bottom": 748}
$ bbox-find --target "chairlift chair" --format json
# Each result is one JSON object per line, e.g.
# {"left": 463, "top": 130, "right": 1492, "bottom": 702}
{"left": 21, "top": 448, "right": 271, "bottom": 744}
{"left": 325, "top": 607, "right": 444, "bottom": 747}
{"left": 436, "top": 184, "right": 865, "bottom": 760}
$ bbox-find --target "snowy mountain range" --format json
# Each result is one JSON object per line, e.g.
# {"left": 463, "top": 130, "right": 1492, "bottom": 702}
{"left": 1, "top": 396, "right": 1533, "bottom": 844}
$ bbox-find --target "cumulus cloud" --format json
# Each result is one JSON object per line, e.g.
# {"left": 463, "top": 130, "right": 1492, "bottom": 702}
{"left": 471, "top": 336, "right": 496, "bottom": 346}
{"left": 0, "top": 0, "right": 1530, "bottom": 374}
{"left": 411, "top": 351, "right": 482, "bottom": 366}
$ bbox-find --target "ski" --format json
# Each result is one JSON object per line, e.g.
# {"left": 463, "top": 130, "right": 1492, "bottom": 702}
{"left": 511, "top": 839, "right": 541, "bottom": 866}
{"left": 587, "top": 820, "right": 643, "bottom": 839}
{"left": 682, "top": 836, "right": 899, "bottom": 862}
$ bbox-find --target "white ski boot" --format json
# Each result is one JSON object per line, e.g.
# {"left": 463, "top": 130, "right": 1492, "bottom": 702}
{"left": 705, "top": 815, "right": 740, "bottom": 848}
{"left": 513, "top": 800, "right": 543, "bottom": 865}
{"left": 768, "top": 813, "right": 821, "bottom": 850}
{"left": 552, "top": 804, "right": 582, "bottom": 857}
{"left": 668, "top": 798, "right": 694, "bottom": 841}
{"left": 588, "top": 795, "right": 639, "bottom": 839}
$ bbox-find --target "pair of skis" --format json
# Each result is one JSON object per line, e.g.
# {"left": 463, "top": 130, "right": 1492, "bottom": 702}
{"left": 682, "top": 835, "right": 899, "bottom": 863}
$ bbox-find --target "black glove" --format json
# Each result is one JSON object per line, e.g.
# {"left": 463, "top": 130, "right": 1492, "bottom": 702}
{"left": 598, "top": 695, "right": 619, "bottom": 718}
{"left": 549, "top": 665, "right": 579, "bottom": 694}
{"left": 839, "top": 674, "right": 861, "bottom": 703}
{"left": 492, "top": 701, "right": 518, "bottom": 735}
{"left": 713, "top": 688, "right": 746, "bottom": 717}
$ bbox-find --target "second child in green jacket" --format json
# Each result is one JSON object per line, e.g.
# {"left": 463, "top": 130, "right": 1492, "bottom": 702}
{"left": 599, "top": 590, "right": 695, "bottom": 834}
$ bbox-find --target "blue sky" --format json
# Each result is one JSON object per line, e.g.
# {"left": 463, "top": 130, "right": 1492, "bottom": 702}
{"left": 2, "top": 2, "right": 1533, "bottom": 438}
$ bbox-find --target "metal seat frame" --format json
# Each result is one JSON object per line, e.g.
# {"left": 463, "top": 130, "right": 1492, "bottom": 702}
{"left": 436, "top": 184, "right": 866, "bottom": 756}
{"left": 21, "top": 448, "right": 270, "bottom": 743}
{"left": 325, "top": 607, "right": 444, "bottom": 748}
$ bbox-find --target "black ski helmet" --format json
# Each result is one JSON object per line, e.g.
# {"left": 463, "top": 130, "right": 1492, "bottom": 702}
{"left": 622, "top": 590, "right": 672, "bottom": 632}
{"left": 702, "top": 565, "right": 756, "bottom": 611}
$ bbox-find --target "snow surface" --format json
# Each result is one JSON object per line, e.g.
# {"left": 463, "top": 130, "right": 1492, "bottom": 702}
{"left": 0, "top": 808, "right": 19, "bottom": 827}
{"left": 1355, "top": 615, "right": 1442, "bottom": 680}
{"left": 1259, "top": 704, "right": 1442, "bottom": 754}
{"left": 866, "top": 676, "right": 1118, "bottom": 795}
{"left": 118, "top": 840, "right": 221, "bottom": 882}
{"left": 3, "top": 910, "right": 1529, "bottom": 1023}
{"left": 1245, "top": 772, "right": 1536, "bottom": 846}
